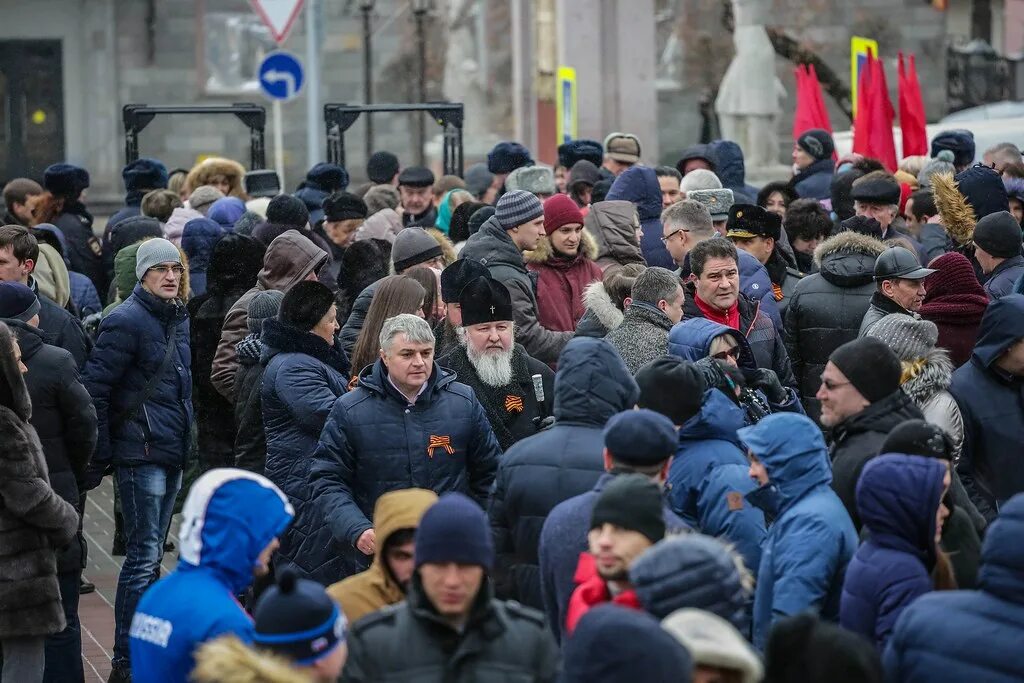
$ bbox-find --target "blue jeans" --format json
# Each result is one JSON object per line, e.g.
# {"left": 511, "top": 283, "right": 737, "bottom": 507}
{"left": 112, "top": 465, "right": 181, "bottom": 668}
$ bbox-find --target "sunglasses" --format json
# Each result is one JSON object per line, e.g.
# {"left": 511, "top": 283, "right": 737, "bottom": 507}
{"left": 820, "top": 378, "right": 852, "bottom": 391}
{"left": 711, "top": 345, "right": 740, "bottom": 361}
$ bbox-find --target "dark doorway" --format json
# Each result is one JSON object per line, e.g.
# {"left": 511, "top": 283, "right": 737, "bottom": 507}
{"left": 0, "top": 40, "right": 65, "bottom": 186}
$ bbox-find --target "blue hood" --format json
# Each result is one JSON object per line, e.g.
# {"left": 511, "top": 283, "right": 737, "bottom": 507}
{"left": 678, "top": 388, "right": 746, "bottom": 445}
{"left": 973, "top": 294, "right": 1024, "bottom": 369}
{"left": 554, "top": 337, "right": 639, "bottom": 425}
{"left": 177, "top": 469, "right": 294, "bottom": 594}
{"left": 738, "top": 413, "right": 831, "bottom": 512}
{"left": 181, "top": 217, "right": 224, "bottom": 272}
{"left": 668, "top": 317, "right": 757, "bottom": 370}
{"left": 978, "top": 493, "right": 1024, "bottom": 604}
{"left": 606, "top": 166, "right": 662, "bottom": 221}
{"left": 708, "top": 140, "right": 748, "bottom": 192}
{"left": 857, "top": 454, "right": 946, "bottom": 562}
{"left": 207, "top": 197, "right": 246, "bottom": 230}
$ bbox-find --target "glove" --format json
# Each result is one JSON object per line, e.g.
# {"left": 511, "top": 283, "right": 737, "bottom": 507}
{"left": 746, "top": 368, "right": 787, "bottom": 405}
{"left": 695, "top": 358, "right": 744, "bottom": 402}
{"left": 81, "top": 461, "right": 112, "bottom": 492}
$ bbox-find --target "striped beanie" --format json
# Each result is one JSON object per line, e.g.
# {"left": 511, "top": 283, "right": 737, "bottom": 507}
{"left": 495, "top": 190, "right": 544, "bottom": 230}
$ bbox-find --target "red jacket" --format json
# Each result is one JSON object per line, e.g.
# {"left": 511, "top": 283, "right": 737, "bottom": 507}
{"left": 565, "top": 552, "right": 642, "bottom": 636}
{"left": 527, "top": 233, "right": 603, "bottom": 333}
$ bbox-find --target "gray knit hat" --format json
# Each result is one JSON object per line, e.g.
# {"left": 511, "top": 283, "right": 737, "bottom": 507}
{"left": 505, "top": 165, "right": 556, "bottom": 195}
{"left": 135, "top": 238, "right": 182, "bottom": 280}
{"left": 189, "top": 185, "right": 225, "bottom": 215}
{"left": 866, "top": 314, "right": 939, "bottom": 361}
{"left": 391, "top": 227, "right": 443, "bottom": 272}
{"left": 247, "top": 290, "right": 285, "bottom": 333}
{"left": 495, "top": 190, "right": 544, "bottom": 230}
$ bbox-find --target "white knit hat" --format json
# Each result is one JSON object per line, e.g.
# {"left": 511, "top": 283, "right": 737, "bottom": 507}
{"left": 661, "top": 608, "right": 763, "bottom": 683}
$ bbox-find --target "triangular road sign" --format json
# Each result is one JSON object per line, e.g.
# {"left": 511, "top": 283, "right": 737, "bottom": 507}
{"left": 250, "top": 0, "right": 305, "bottom": 45}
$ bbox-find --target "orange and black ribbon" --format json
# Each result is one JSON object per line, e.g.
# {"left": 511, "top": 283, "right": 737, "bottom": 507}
{"left": 427, "top": 435, "right": 455, "bottom": 458}
{"left": 505, "top": 395, "right": 524, "bottom": 413}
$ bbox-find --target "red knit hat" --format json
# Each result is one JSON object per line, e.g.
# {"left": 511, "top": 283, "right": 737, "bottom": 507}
{"left": 543, "top": 194, "right": 585, "bottom": 235}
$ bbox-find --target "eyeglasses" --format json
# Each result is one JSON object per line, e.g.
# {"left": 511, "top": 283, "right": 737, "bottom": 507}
{"left": 149, "top": 265, "right": 185, "bottom": 276}
{"left": 660, "top": 228, "right": 689, "bottom": 243}
{"left": 711, "top": 345, "right": 740, "bottom": 361}
{"left": 820, "top": 378, "right": 851, "bottom": 391}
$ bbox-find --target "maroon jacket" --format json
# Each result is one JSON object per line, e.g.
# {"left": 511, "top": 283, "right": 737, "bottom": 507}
{"left": 527, "top": 232, "right": 603, "bottom": 333}
{"left": 920, "top": 252, "right": 989, "bottom": 368}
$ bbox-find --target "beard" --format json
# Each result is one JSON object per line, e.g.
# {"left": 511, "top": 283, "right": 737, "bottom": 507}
{"left": 460, "top": 333, "right": 515, "bottom": 387}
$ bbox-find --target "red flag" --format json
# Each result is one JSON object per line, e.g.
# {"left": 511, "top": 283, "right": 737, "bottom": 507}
{"left": 792, "top": 65, "right": 818, "bottom": 140}
{"left": 808, "top": 65, "right": 833, "bottom": 133}
{"left": 899, "top": 53, "right": 928, "bottom": 157}
{"left": 852, "top": 53, "right": 875, "bottom": 157}
{"left": 867, "top": 56, "right": 898, "bottom": 171}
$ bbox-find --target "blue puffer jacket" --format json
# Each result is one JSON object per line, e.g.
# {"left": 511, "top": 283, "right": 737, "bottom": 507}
{"left": 606, "top": 166, "right": 673, "bottom": 269}
{"left": 311, "top": 359, "right": 500, "bottom": 576}
{"left": 84, "top": 284, "right": 192, "bottom": 470}
{"left": 130, "top": 470, "right": 294, "bottom": 683}
{"left": 737, "top": 248, "right": 784, "bottom": 332}
{"left": 840, "top": 454, "right": 946, "bottom": 651}
{"left": 260, "top": 318, "right": 349, "bottom": 585}
{"left": 792, "top": 158, "right": 834, "bottom": 201}
{"left": 488, "top": 337, "right": 639, "bottom": 609}
{"left": 738, "top": 413, "right": 857, "bottom": 650}
{"left": 182, "top": 218, "right": 224, "bottom": 298}
{"left": 294, "top": 185, "right": 329, "bottom": 226}
{"left": 708, "top": 140, "right": 759, "bottom": 204}
{"left": 884, "top": 493, "right": 1024, "bottom": 682}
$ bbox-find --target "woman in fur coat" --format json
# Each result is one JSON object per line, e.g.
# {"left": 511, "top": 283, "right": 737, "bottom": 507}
{"left": 0, "top": 322, "right": 79, "bottom": 681}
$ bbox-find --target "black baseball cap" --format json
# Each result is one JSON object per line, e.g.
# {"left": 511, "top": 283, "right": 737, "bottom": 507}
{"left": 874, "top": 247, "right": 936, "bottom": 281}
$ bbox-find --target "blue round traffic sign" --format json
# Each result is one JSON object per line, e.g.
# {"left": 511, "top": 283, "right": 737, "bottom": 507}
{"left": 258, "top": 51, "right": 304, "bottom": 101}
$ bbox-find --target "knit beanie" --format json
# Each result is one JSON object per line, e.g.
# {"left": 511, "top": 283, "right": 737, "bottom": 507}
{"left": 866, "top": 314, "right": 939, "bottom": 361}
{"left": 931, "top": 129, "right": 976, "bottom": 169}
{"left": 188, "top": 185, "right": 225, "bottom": 215}
{"left": 463, "top": 163, "right": 495, "bottom": 199}
{"left": 415, "top": 493, "right": 493, "bottom": 569}
{"left": 973, "top": 210, "right": 1022, "bottom": 258}
{"left": 828, "top": 337, "right": 903, "bottom": 402}
{"left": 880, "top": 419, "right": 954, "bottom": 461}
{"left": 306, "top": 162, "right": 349, "bottom": 192}
{"left": 543, "top": 194, "right": 584, "bottom": 234}
{"left": 662, "top": 609, "right": 763, "bottom": 683}
{"left": 796, "top": 129, "right": 835, "bottom": 161}
{"left": 267, "top": 194, "right": 311, "bottom": 229}
{"left": 495, "top": 190, "right": 543, "bottom": 230}
{"left": 636, "top": 357, "right": 706, "bottom": 426}
{"left": 764, "top": 613, "right": 883, "bottom": 683}
{"left": 956, "top": 165, "right": 1010, "bottom": 221}
{"left": 253, "top": 570, "right": 347, "bottom": 665}
{"left": 278, "top": 280, "right": 335, "bottom": 331}
{"left": 590, "top": 473, "right": 666, "bottom": 544}
{"left": 487, "top": 141, "right": 533, "bottom": 175}
{"left": 392, "top": 227, "right": 444, "bottom": 272}
{"left": 367, "top": 151, "right": 400, "bottom": 184}
{"left": 323, "top": 192, "right": 368, "bottom": 222}
{"left": 604, "top": 408, "right": 678, "bottom": 467}
{"left": 468, "top": 206, "right": 495, "bottom": 236}
{"left": 0, "top": 282, "right": 40, "bottom": 323}
{"left": 247, "top": 290, "right": 285, "bottom": 333}
{"left": 135, "top": 238, "right": 182, "bottom": 280}
{"left": 680, "top": 169, "right": 723, "bottom": 193}
{"left": 234, "top": 211, "right": 264, "bottom": 236}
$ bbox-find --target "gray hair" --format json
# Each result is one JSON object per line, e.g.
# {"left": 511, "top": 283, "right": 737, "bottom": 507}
{"left": 680, "top": 169, "right": 722, "bottom": 193}
{"left": 631, "top": 266, "right": 681, "bottom": 306}
{"left": 662, "top": 199, "right": 715, "bottom": 238}
{"left": 985, "top": 141, "right": 1022, "bottom": 166}
{"left": 379, "top": 313, "right": 435, "bottom": 353}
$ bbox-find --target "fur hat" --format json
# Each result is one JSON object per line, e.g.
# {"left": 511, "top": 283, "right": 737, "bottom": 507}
{"left": 305, "top": 163, "right": 349, "bottom": 193}
{"left": 123, "top": 158, "right": 169, "bottom": 192}
{"left": 487, "top": 141, "right": 534, "bottom": 175}
{"left": 43, "top": 163, "right": 90, "bottom": 198}
{"left": 558, "top": 139, "right": 604, "bottom": 169}
{"left": 662, "top": 609, "right": 763, "bottom": 683}
{"left": 266, "top": 194, "right": 310, "bottom": 229}
{"left": 505, "top": 165, "right": 556, "bottom": 196}
{"left": 366, "top": 151, "right": 400, "bottom": 184}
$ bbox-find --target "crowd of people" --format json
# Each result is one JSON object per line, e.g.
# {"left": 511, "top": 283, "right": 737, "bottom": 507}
{"left": 1, "top": 127, "right": 1023, "bottom": 682}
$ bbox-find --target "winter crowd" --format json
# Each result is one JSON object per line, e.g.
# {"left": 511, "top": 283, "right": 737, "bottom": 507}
{"left": 1, "top": 126, "right": 1024, "bottom": 683}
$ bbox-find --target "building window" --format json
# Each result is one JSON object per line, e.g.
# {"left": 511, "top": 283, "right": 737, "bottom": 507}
{"left": 202, "top": 11, "right": 277, "bottom": 95}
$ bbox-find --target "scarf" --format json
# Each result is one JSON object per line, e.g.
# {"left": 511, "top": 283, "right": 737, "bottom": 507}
{"left": 694, "top": 293, "right": 741, "bottom": 330}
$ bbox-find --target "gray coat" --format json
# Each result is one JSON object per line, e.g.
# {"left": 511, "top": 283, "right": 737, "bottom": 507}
{"left": 603, "top": 303, "right": 673, "bottom": 375}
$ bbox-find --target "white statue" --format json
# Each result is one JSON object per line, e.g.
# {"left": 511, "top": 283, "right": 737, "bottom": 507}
{"left": 715, "top": 0, "right": 785, "bottom": 169}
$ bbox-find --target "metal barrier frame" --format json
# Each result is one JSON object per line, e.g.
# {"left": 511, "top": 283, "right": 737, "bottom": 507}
{"left": 122, "top": 103, "right": 267, "bottom": 169}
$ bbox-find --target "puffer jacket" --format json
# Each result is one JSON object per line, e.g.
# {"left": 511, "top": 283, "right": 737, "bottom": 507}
{"left": 603, "top": 302, "right": 673, "bottom": 375}
{"left": 488, "top": 337, "right": 639, "bottom": 609}
{"left": 950, "top": 294, "right": 1024, "bottom": 522}
{"left": 828, "top": 390, "right": 924, "bottom": 530}
{"left": 83, "top": 284, "right": 192, "bottom": 470}
{"left": 310, "top": 359, "right": 500, "bottom": 577}
{"left": 338, "top": 279, "right": 380, "bottom": 357}
{"left": 606, "top": 166, "right": 673, "bottom": 269}
{"left": 163, "top": 206, "right": 203, "bottom": 247}
{"left": 461, "top": 216, "right": 572, "bottom": 364}
{"left": 894, "top": 347, "right": 965, "bottom": 457}
{"left": 181, "top": 217, "right": 224, "bottom": 298}
{"left": 574, "top": 282, "right": 625, "bottom": 338}
{"left": 791, "top": 158, "right": 834, "bottom": 201}
{"left": 525, "top": 231, "right": 603, "bottom": 332}
{"left": 0, "top": 324, "right": 80, "bottom": 639}
{"left": 784, "top": 231, "right": 886, "bottom": 421}
{"left": 260, "top": 318, "right": 349, "bottom": 584}
{"left": 583, "top": 200, "right": 646, "bottom": 272}
{"left": 232, "top": 334, "right": 266, "bottom": 473}
{"left": 130, "top": 471, "right": 294, "bottom": 683}
{"left": 884, "top": 493, "right": 1024, "bottom": 683}
{"left": 738, "top": 413, "right": 858, "bottom": 650}
{"left": 983, "top": 254, "right": 1024, "bottom": 299}
{"left": 840, "top": 455, "right": 946, "bottom": 651}
{"left": 211, "top": 230, "right": 328, "bottom": 401}
{"left": 341, "top": 576, "right": 558, "bottom": 683}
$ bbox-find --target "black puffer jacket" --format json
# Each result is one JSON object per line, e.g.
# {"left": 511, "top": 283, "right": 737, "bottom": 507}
{"left": 232, "top": 334, "right": 267, "bottom": 473}
{"left": 829, "top": 390, "right": 924, "bottom": 530}
{"left": 784, "top": 231, "right": 886, "bottom": 422}
{"left": 487, "top": 337, "right": 639, "bottom": 609}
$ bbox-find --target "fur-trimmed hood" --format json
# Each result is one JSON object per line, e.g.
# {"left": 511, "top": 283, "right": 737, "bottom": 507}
{"left": 424, "top": 227, "right": 457, "bottom": 266}
{"left": 932, "top": 172, "right": 976, "bottom": 246}
{"left": 581, "top": 282, "right": 624, "bottom": 331}
{"left": 0, "top": 322, "right": 31, "bottom": 421}
{"left": 814, "top": 230, "right": 887, "bottom": 289}
{"left": 902, "top": 347, "right": 954, "bottom": 406}
{"left": 185, "top": 157, "right": 248, "bottom": 200}
{"left": 191, "top": 636, "right": 314, "bottom": 683}
{"left": 523, "top": 229, "right": 598, "bottom": 264}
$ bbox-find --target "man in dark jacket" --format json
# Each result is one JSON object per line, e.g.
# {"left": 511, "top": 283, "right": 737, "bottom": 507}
{"left": 606, "top": 165, "right": 674, "bottom": 269}
{"left": 858, "top": 246, "right": 935, "bottom": 336}
{"left": 973, "top": 211, "right": 1024, "bottom": 299}
{"left": 433, "top": 258, "right": 490, "bottom": 358}
{"left": 294, "top": 162, "right": 349, "bottom": 227}
{"left": 233, "top": 290, "right": 284, "bottom": 473}
{"left": 105, "top": 158, "right": 168, "bottom": 285}
{"left": 538, "top": 409, "right": 689, "bottom": 642}
{"left": 461, "top": 191, "right": 572, "bottom": 364}
{"left": 682, "top": 238, "right": 796, "bottom": 387}
{"left": 0, "top": 285, "right": 97, "bottom": 682}
{"left": 790, "top": 129, "right": 835, "bottom": 201}
{"left": 818, "top": 337, "right": 924, "bottom": 529}
{"left": 604, "top": 266, "right": 684, "bottom": 374}
{"left": 43, "top": 163, "right": 107, "bottom": 298}
{"left": 0, "top": 225, "right": 90, "bottom": 367}
{"left": 785, "top": 230, "right": 887, "bottom": 420}
{"left": 488, "top": 336, "right": 639, "bottom": 609}
{"left": 438, "top": 277, "right": 553, "bottom": 451}
{"left": 311, "top": 313, "right": 500, "bottom": 578}
{"left": 950, "top": 295, "right": 1024, "bottom": 522}
{"left": 342, "top": 493, "right": 558, "bottom": 682}
{"left": 397, "top": 166, "right": 438, "bottom": 227}
{"left": 82, "top": 238, "right": 192, "bottom": 679}
{"left": 726, "top": 204, "right": 804, "bottom": 318}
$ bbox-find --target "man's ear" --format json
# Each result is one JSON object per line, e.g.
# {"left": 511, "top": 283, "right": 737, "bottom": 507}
{"left": 622, "top": 296, "right": 633, "bottom": 308}
{"left": 602, "top": 449, "right": 613, "bottom": 472}
{"left": 22, "top": 258, "right": 35, "bottom": 275}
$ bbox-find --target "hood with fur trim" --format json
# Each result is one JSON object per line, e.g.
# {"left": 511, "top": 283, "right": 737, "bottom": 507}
{"left": 581, "top": 281, "right": 624, "bottom": 332}
{"left": 185, "top": 157, "right": 248, "bottom": 200}
{"left": 523, "top": 229, "right": 598, "bottom": 264}
{"left": 192, "top": 636, "right": 314, "bottom": 683}
{"left": 901, "top": 348, "right": 955, "bottom": 406}
{"left": 932, "top": 172, "right": 976, "bottom": 246}
{"left": 814, "top": 230, "right": 887, "bottom": 289}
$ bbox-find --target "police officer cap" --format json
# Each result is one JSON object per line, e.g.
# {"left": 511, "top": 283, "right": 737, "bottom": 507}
{"left": 603, "top": 409, "right": 678, "bottom": 467}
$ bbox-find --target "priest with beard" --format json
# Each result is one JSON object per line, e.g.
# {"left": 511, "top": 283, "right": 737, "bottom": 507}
{"left": 439, "top": 276, "right": 555, "bottom": 451}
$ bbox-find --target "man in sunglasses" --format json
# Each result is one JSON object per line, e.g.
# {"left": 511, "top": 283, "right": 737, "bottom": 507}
{"left": 82, "top": 237, "right": 193, "bottom": 681}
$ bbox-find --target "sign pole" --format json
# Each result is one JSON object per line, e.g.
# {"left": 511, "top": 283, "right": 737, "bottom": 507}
{"left": 273, "top": 99, "right": 286, "bottom": 189}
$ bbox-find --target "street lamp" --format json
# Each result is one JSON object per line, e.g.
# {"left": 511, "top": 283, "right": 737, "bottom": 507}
{"left": 360, "top": 0, "right": 375, "bottom": 162}
{"left": 411, "top": 0, "right": 431, "bottom": 166}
